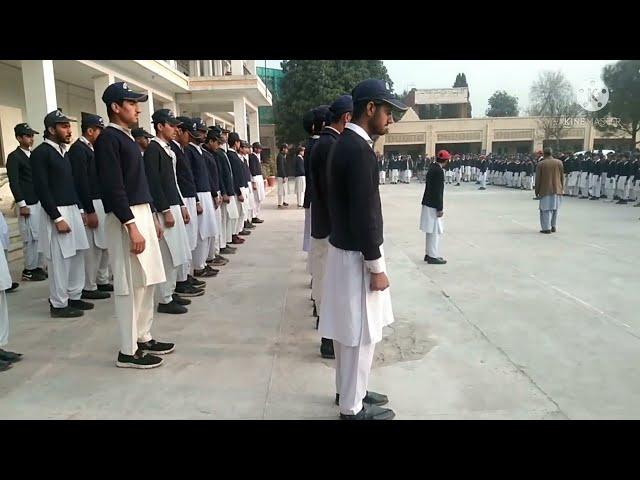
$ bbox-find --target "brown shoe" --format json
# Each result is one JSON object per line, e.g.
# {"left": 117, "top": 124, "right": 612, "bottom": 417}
{"left": 231, "top": 235, "right": 245, "bottom": 244}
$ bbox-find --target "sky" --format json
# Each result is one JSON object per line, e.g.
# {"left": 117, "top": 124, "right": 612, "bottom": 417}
{"left": 258, "top": 60, "right": 616, "bottom": 117}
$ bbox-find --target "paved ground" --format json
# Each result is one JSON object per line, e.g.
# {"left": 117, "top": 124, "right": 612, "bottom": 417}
{"left": 0, "top": 181, "right": 639, "bottom": 419}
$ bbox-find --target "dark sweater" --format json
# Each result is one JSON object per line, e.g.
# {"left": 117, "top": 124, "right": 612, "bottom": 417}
{"left": 171, "top": 141, "right": 197, "bottom": 199}
{"left": 276, "top": 153, "right": 287, "bottom": 178}
{"left": 327, "top": 128, "right": 383, "bottom": 261}
{"left": 227, "top": 149, "right": 247, "bottom": 194}
{"left": 422, "top": 162, "right": 445, "bottom": 212}
{"left": 94, "top": 126, "right": 154, "bottom": 224}
{"left": 303, "top": 137, "right": 317, "bottom": 208}
{"left": 201, "top": 146, "right": 221, "bottom": 194}
{"left": 186, "top": 144, "right": 211, "bottom": 193}
{"left": 6, "top": 147, "right": 38, "bottom": 206}
{"left": 248, "top": 153, "right": 262, "bottom": 176}
{"left": 31, "top": 141, "right": 80, "bottom": 220}
{"left": 143, "top": 139, "right": 184, "bottom": 212}
{"left": 310, "top": 127, "right": 339, "bottom": 239}
{"left": 294, "top": 155, "right": 305, "bottom": 177}
{"left": 214, "top": 149, "right": 235, "bottom": 196}
{"left": 68, "top": 139, "right": 101, "bottom": 214}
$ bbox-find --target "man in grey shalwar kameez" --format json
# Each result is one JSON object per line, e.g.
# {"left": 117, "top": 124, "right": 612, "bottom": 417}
{"left": 535, "top": 147, "right": 565, "bottom": 234}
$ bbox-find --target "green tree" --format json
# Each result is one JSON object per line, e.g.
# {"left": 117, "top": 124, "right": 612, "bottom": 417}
{"left": 274, "top": 60, "right": 393, "bottom": 143}
{"left": 486, "top": 90, "right": 519, "bottom": 117}
{"left": 453, "top": 73, "right": 468, "bottom": 88}
{"left": 591, "top": 60, "right": 640, "bottom": 149}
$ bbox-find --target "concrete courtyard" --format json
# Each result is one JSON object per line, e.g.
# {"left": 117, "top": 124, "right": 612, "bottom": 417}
{"left": 0, "top": 181, "right": 639, "bottom": 419}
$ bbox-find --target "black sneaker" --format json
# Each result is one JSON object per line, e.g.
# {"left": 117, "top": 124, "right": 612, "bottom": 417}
{"left": 137, "top": 339, "right": 175, "bottom": 355}
{"left": 6, "top": 282, "right": 19, "bottom": 293}
{"left": 116, "top": 349, "right": 163, "bottom": 369}
{"left": 194, "top": 268, "right": 217, "bottom": 278}
{"left": 175, "top": 282, "right": 205, "bottom": 297}
{"left": 97, "top": 283, "right": 114, "bottom": 292}
{"left": 0, "top": 349, "right": 23, "bottom": 363}
{"left": 238, "top": 230, "right": 251, "bottom": 236}
{"left": 50, "top": 305, "right": 84, "bottom": 318}
{"left": 551, "top": 226, "right": 557, "bottom": 233}
{"left": 320, "top": 338, "right": 335, "bottom": 359}
{"left": 81, "top": 289, "right": 111, "bottom": 300}
{"left": 220, "top": 246, "right": 237, "bottom": 255}
{"left": 340, "top": 404, "right": 395, "bottom": 420}
{"left": 0, "top": 360, "right": 12, "bottom": 372}
{"left": 245, "top": 223, "right": 256, "bottom": 230}
{"left": 22, "top": 269, "right": 46, "bottom": 282}
{"left": 336, "top": 391, "right": 389, "bottom": 406}
{"left": 69, "top": 299, "right": 94, "bottom": 310}
{"left": 157, "top": 300, "right": 188, "bottom": 315}
{"left": 172, "top": 294, "right": 191, "bottom": 305}
{"left": 424, "top": 255, "right": 447, "bottom": 264}
{"left": 252, "top": 218, "right": 264, "bottom": 224}
{"left": 186, "top": 275, "right": 206, "bottom": 288}
{"left": 204, "top": 266, "right": 219, "bottom": 274}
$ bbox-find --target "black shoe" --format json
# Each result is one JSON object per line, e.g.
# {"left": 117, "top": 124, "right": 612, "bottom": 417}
{"left": 22, "top": 269, "right": 46, "bottom": 282}
{"left": 175, "top": 283, "right": 205, "bottom": 297}
{"left": 340, "top": 404, "right": 395, "bottom": 420}
{"left": 116, "top": 349, "right": 163, "bottom": 369}
{"left": 335, "top": 391, "right": 389, "bottom": 406}
{"left": 245, "top": 222, "right": 256, "bottom": 230}
{"left": 157, "top": 300, "right": 188, "bottom": 315}
{"left": 479, "top": 187, "right": 486, "bottom": 190}
{"left": 313, "top": 304, "right": 318, "bottom": 318}
{"left": 215, "top": 254, "right": 229, "bottom": 263}
{"left": 205, "top": 266, "right": 219, "bottom": 274}
{"left": 50, "top": 305, "right": 84, "bottom": 318}
{"left": 137, "top": 339, "right": 175, "bottom": 355}
{"left": 617, "top": 199, "right": 629, "bottom": 204}
{"left": 172, "top": 294, "right": 191, "bottom": 306}
{"left": 81, "top": 289, "right": 111, "bottom": 300}
{"left": 186, "top": 275, "right": 206, "bottom": 288}
{"left": 97, "top": 283, "right": 114, "bottom": 292}
{"left": 0, "top": 349, "right": 23, "bottom": 363}
{"left": 0, "top": 360, "right": 12, "bottom": 372}
{"left": 283, "top": 202, "right": 289, "bottom": 206}
{"left": 252, "top": 218, "right": 264, "bottom": 224}
{"left": 551, "top": 227, "right": 557, "bottom": 233}
{"left": 320, "top": 337, "right": 335, "bottom": 359}
{"left": 206, "top": 258, "right": 215, "bottom": 264}
{"left": 540, "top": 230, "right": 552, "bottom": 234}
{"left": 210, "top": 257, "right": 228, "bottom": 267}
{"left": 589, "top": 197, "right": 599, "bottom": 200}
{"left": 6, "top": 282, "right": 19, "bottom": 293}
{"left": 219, "top": 247, "right": 237, "bottom": 255}
{"left": 424, "top": 255, "right": 447, "bottom": 264}
{"left": 455, "top": 183, "right": 460, "bottom": 186}
{"left": 238, "top": 230, "right": 251, "bottom": 236}
{"left": 69, "top": 299, "right": 94, "bottom": 310}
{"left": 194, "top": 268, "right": 217, "bottom": 278}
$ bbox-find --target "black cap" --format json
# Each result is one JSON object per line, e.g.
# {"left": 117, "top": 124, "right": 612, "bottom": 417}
{"left": 176, "top": 116, "right": 196, "bottom": 133}
{"left": 152, "top": 109, "right": 181, "bottom": 125}
{"left": 192, "top": 117, "right": 208, "bottom": 132}
{"left": 206, "top": 128, "right": 222, "bottom": 142}
{"left": 80, "top": 112, "right": 105, "bottom": 130}
{"left": 14, "top": 122, "right": 38, "bottom": 136}
{"left": 101, "top": 81, "right": 148, "bottom": 106}
{"left": 351, "top": 79, "right": 408, "bottom": 110}
{"left": 131, "top": 127, "right": 154, "bottom": 139}
{"left": 240, "top": 140, "right": 250, "bottom": 148}
{"left": 280, "top": 143, "right": 289, "bottom": 149}
{"left": 228, "top": 132, "right": 241, "bottom": 145}
{"left": 44, "top": 109, "right": 76, "bottom": 129}
{"left": 252, "top": 142, "right": 262, "bottom": 149}
{"left": 220, "top": 126, "right": 231, "bottom": 134}
{"left": 330, "top": 95, "right": 354, "bottom": 117}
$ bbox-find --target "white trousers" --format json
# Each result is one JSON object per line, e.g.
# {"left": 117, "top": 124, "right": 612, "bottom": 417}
{"left": 0, "top": 291, "right": 8, "bottom": 347}
{"left": 593, "top": 175, "right": 602, "bottom": 198}
{"left": 624, "top": 177, "right": 634, "bottom": 200}
{"left": 116, "top": 285, "right": 154, "bottom": 355}
{"left": 309, "top": 237, "right": 329, "bottom": 309}
{"left": 48, "top": 241, "right": 84, "bottom": 308}
{"left": 253, "top": 197, "right": 262, "bottom": 219}
{"left": 606, "top": 177, "right": 617, "bottom": 201}
{"left": 277, "top": 177, "right": 288, "bottom": 206}
{"left": 295, "top": 176, "right": 306, "bottom": 206}
{"left": 208, "top": 206, "right": 223, "bottom": 260}
{"left": 334, "top": 340, "right": 376, "bottom": 415}
{"left": 425, "top": 232, "right": 441, "bottom": 258}
{"left": 24, "top": 239, "right": 43, "bottom": 271}
{"left": 223, "top": 202, "right": 235, "bottom": 244}
{"left": 84, "top": 230, "right": 110, "bottom": 291}
{"left": 616, "top": 176, "right": 627, "bottom": 198}
{"left": 156, "top": 236, "right": 178, "bottom": 305}
{"left": 379, "top": 171, "right": 386, "bottom": 184}
{"left": 192, "top": 237, "right": 211, "bottom": 271}
{"left": 391, "top": 169, "right": 399, "bottom": 183}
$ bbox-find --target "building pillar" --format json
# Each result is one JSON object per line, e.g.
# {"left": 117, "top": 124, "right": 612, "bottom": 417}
{"left": 189, "top": 60, "right": 200, "bottom": 77}
{"left": 213, "top": 60, "right": 223, "bottom": 76}
{"left": 21, "top": 60, "right": 58, "bottom": 145}
{"left": 93, "top": 73, "right": 115, "bottom": 122}
{"left": 245, "top": 60, "right": 256, "bottom": 75}
{"left": 233, "top": 98, "right": 248, "bottom": 139}
{"left": 248, "top": 109, "right": 260, "bottom": 144}
{"left": 584, "top": 120, "right": 596, "bottom": 151}
{"left": 231, "top": 60, "right": 243, "bottom": 76}
{"left": 138, "top": 90, "right": 154, "bottom": 133}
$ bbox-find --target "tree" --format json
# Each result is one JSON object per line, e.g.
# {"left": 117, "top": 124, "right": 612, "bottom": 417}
{"left": 453, "top": 73, "right": 468, "bottom": 88}
{"left": 274, "top": 60, "right": 393, "bottom": 143}
{"left": 591, "top": 60, "right": 640, "bottom": 149}
{"left": 486, "top": 90, "right": 519, "bottom": 117}
{"left": 528, "top": 70, "right": 581, "bottom": 150}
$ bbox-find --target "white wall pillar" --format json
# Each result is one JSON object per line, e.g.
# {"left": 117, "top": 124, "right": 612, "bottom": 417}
{"left": 233, "top": 98, "right": 248, "bottom": 140}
{"left": 93, "top": 73, "right": 115, "bottom": 122}
{"left": 248, "top": 109, "right": 260, "bottom": 144}
{"left": 189, "top": 60, "right": 200, "bottom": 77}
{"left": 138, "top": 90, "right": 154, "bottom": 132}
{"left": 245, "top": 60, "right": 256, "bottom": 75}
{"left": 21, "top": 60, "right": 58, "bottom": 145}
{"left": 231, "top": 60, "right": 243, "bottom": 76}
{"left": 214, "top": 60, "right": 223, "bottom": 76}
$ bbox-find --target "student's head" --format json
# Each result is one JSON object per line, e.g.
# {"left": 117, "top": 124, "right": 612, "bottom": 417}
{"left": 280, "top": 143, "right": 289, "bottom": 154}
{"left": 543, "top": 147, "right": 553, "bottom": 157}
{"left": 328, "top": 95, "right": 354, "bottom": 133}
{"left": 351, "top": 79, "right": 407, "bottom": 137}
{"left": 296, "top": 145, "right": 305, "bottom": 156}
{"left": 43, "top": 110, "right": 75, "bottom": 144}
{"left": 205, "top": 129, "right": 222, "bottom": 151}
{"left": 80, "top": 112, "right": 106, "bottom": 144}
{"left": 252, "top": 142, "right": 262, "bottom": 154}
{"left": 14, "top": 123, "right": 38, "bottom": 149}
{"left": 312, "top": 106, "right": 329, "bottom": 134}
{"left": 152, "top": 109, "right": 182, "bottom": 142}
{"left": 228, "top": 132, "right": 241, "bottom": 151}
{"left": 102, "top": 82, "right": 148, "bottom": 128}
{"left": 132, "top": 127, "right": 153, "bottom": 151}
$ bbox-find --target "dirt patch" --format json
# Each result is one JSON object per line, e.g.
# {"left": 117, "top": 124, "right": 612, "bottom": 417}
{"left": 373, "top": 321, "right": 436, "bottom": 368}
